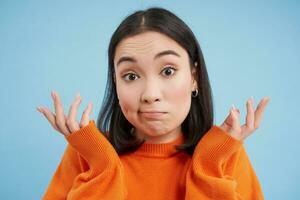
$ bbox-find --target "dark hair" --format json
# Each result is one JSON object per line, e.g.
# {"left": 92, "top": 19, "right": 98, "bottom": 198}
{"left": 97, "top": 7, "right": 214, "bottom": 155}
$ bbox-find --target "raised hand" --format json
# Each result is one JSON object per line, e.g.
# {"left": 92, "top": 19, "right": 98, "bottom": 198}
{"left": 219, "top": 96, "right": 271, "bottom": 142}
{"left": 36, "top": 91, "right": 93, "bottom": 137}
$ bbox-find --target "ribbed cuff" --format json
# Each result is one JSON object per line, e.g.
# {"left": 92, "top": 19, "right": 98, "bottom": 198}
{"left": 194, "top": 125, "right": 243, "bottom": 166}
{"left": 65, "top": 120, "right": 118, "bottom": 172}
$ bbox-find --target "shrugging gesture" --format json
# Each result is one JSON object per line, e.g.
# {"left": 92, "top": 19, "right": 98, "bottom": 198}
{"left": 219, "top": 96, "right": 271, "bottom": 141}
{"left": 38, "top": 91, "right": 126, "bottom": 199}
{"left": 185, "top": 96, "right": 271, "bottom": 199}
{"left": 37, "top": 91, "right": 93, "bottom": 137}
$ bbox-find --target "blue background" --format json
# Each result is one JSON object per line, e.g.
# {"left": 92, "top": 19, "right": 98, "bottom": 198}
{"left": 1, "top": 1, "right": 299, "bottom": 199}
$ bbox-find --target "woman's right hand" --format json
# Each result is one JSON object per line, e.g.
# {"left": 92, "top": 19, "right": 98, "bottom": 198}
{"left": 36, "top": 91, "right": 93, "bottom": 137}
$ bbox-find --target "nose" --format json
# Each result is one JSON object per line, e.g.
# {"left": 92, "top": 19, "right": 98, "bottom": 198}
{"left": 141, "top": 79, "right": 161, "bottom": 104}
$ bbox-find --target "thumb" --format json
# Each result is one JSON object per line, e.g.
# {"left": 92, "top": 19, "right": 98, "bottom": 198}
{"left": 80, "top": 102, "right": 93, "bottom": 128}
{"left": 230, "top": 105, "right": 241, "bottom": 131}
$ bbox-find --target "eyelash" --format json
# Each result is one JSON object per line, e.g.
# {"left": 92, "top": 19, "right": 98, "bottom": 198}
{"left": 122, "top": 66, "right": 177, "bottom": 82}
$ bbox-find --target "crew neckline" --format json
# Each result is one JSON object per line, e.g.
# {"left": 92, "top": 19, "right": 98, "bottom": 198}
{"left": 132, "top": 133, "right": 186, "bottom": 158}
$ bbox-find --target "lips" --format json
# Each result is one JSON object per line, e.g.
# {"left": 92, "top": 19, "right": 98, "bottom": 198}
{"left": 139, "top": 110, "right": 165, "bottom": 113}
{"left": 139, "top": 111, "right": 167, "bottom": 119}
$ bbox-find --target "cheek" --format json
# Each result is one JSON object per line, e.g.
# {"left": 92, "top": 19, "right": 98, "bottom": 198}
{"left": 168, "top": 82, "right": 190, "bottom": 99}
{"left": 116, "top": 84, "right": 139, "bottom": 118}
{"left": 166, "top": 77, "right": 192, "bottom": 118}
{"left": 167, "top": 75, "right": 191, "bottom": 102}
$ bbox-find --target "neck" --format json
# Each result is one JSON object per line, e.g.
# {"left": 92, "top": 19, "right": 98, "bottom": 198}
{"left": 135, "top": 127, "right": 183, "bottom": 144}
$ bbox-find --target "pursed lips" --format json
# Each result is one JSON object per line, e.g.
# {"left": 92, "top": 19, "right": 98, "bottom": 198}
{"left": 139, "top": 110, "right": 167, "bottom": 118}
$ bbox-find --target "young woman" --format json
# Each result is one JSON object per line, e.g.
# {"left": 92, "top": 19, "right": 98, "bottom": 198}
{"left": 38, "top": 7, "right": 270, "bottom": 200}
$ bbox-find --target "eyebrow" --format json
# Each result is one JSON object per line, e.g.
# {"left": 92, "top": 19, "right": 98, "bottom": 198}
{"left": 116, "top": 50, "right": 181, "bottom": 67}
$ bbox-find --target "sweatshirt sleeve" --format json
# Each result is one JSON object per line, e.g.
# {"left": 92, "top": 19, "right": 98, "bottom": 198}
{"left": 185, "top": 125, "right": 264, "bottom": 200}
{"left": 42, "top": 120, "right": 127, "bottom": 200}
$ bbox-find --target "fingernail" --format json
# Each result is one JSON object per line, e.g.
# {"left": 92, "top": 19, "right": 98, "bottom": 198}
{"left": 248, "top": 96, "right": 253, "bottom": 103}
{"left": 75, "top": 93, "right": 81, "bottom": 99}
{"left": 36, "top": 106, "right": 43, "bottom": 112}
{"left": 264, "top": 96, "right": 271, "bottom": 103}
{"left": 230, "top": 108, "right": 235, "bottom": 116}
{"left": 231, "top": 104, "right": 236, "bottom": 110}
{"left": 51, "top": 91, "right": 56, "bottom": 100}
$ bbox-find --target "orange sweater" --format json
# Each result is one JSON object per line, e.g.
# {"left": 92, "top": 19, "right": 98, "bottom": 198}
{"left": 42, "top": 120, "right": 264, "bottom": 200}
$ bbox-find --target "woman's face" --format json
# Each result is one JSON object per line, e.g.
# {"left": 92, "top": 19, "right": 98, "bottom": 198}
{"left": 114, "top": 31, "right": 198, "bottom": 144}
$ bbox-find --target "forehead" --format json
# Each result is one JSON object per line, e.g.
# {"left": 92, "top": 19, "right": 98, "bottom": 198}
{"left": 114, "top": 31, "right": 188, "bottom": 61}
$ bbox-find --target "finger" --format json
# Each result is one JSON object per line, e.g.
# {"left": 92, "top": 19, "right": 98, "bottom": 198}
{"left": 227, "top": 105, "right": 242, "bottom": 140}
{"left": 254, "top": 96, "right": 271, "bottom": 128}
{"left": 63, "top": 109, "right": 72, "bottom": 134}
{"left": 36, "top": 106, "right": 60, "bottom": 133}
{"left": 245, "top": 96, "right": 255, "bottom": 130}
{"left": 230, "top": 104, "right": 241, "bottom": 129}
{"left": 67, "top": 93, "right": 81, "bottom": 132}
{"left": 80, "top": 102, "right": 93, "bottom": 127}
{"left": 51, "top": 91, "right": 71, "bottom": 135}
{"left": 224, "top": 104, "right": 239, "bottom": 126}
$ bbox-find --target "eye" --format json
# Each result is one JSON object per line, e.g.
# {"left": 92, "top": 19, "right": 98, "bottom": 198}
{"left": 122, "top": 73, "right": 139, "bottom": 82}
{"left": 161, "top": 66, "right": 177, "bottom": 77}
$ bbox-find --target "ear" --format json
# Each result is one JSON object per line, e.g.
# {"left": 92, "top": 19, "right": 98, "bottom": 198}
{"left": 191, "top": 67, "right": 198, "bottom": 90}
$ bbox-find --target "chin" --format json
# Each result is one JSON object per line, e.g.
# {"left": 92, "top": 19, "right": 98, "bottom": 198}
{"left": 143, "top": 126, "right": 170, "bottom": 137}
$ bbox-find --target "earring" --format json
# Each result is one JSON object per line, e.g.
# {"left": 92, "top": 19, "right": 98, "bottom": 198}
{"left": 192, "top": 89, "right": 198, "bottom": 97}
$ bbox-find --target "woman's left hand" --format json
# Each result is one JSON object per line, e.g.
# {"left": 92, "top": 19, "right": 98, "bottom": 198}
{"left": 219, "top": 96, "right": 271, "bottom": 142}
